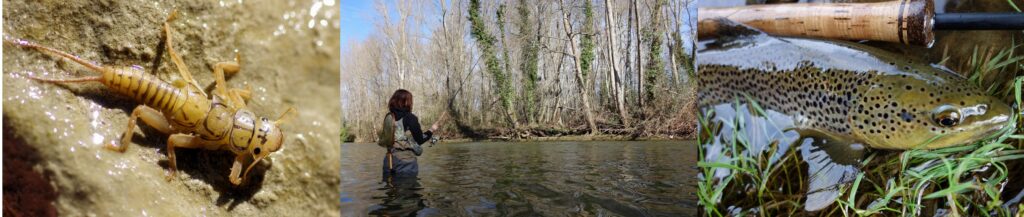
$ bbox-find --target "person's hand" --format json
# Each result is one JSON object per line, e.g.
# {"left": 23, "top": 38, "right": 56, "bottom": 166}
{"left": 424, "top": 131, "right": 437, "bottom": 147}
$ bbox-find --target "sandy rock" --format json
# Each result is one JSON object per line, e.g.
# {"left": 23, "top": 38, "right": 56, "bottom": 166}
{"left": 3, "top": 0, "right": 341, "bottom": 216}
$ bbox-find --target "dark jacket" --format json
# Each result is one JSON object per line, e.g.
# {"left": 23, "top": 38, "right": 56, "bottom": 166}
{"left": 390, "top": 108, "right": 433, "bottom": 145}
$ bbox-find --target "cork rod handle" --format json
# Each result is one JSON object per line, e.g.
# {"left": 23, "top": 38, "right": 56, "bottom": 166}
{"left": 698, "top": 0, "right": 935, "bottom": 46}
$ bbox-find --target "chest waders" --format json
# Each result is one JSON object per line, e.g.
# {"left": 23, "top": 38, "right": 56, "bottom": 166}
{"left": 380, "top": 112, "right": 420, "bottom": 176}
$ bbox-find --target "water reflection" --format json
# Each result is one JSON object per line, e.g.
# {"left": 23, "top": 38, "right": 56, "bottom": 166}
{"left": 341, "top": 141, "right": 698, "bottom": 216}
{"left": 368, "top": 177, "right": 437, "bottom": 216}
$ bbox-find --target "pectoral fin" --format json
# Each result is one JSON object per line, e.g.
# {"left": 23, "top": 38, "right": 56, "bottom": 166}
{"left": 796, "top": 129, "right": 867, "bottom": 212}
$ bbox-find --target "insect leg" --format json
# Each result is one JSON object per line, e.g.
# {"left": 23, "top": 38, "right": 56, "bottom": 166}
{"left": 228, "top": 154, "right": 248, "bottom": 185}
{"left": 212, "top": 58, "right": 242, "bottom": 108}
{"left": 164, "top": 134, "right": 216, "bottom": 181}
{"left": 106, "top": 106, "right": 173, "bottom": 152}
{"left": 228, "top": 85, "right": 252, "bottom": 108}
{"left": 163, "top": 9, "right": 205, "bottom": 96}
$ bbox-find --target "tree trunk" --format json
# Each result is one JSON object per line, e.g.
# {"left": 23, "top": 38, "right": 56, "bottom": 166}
{"left": 644, "top": 0, "right": 665, "bottom": 103}
{"left": 497, "top": 4, "right": 518, "bottom": 125}
{"left": 560, "top": 0, "right": 599, "bottom": 135}
{"left": 605, "top": 0, "right": 630, "bottom": 128}
{"left": 665, "top": 20, "right": 679, "bottom": 85}
{"left": 553, "top": 39, "right": 567, "bottom": 127}
{"left": 467, "top": 0, "right": 519, "bottom": 130}
{"left": 632, "top": 0, "right": 644, "bottom": 108}
{"left": 516, "top": 0, "right": 541, "bottom": 125}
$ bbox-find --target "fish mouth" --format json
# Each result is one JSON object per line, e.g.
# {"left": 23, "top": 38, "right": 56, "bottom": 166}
{"left": 962, "top": 113, "right": 1012, "bottom": 144}
{"left": 987, "top": 115, "right": 1011, "bottom": 131}
{"left": 973, "top": 123, "right": 1009, "bottom": 142}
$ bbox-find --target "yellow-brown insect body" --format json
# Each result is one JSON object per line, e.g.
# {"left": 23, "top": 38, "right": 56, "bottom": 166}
{"left": 5, "top": 32, "right": 288, "bottom": 185}
{"left": 224, "top": 110, "right": 284, "bottom": 156}
{"left": 99, "top": 66, "right": 209, "bottom": 129}
{"left": 97, "top": 66, "right": 285, "bottom": 176}
{"left": 199, "top": 101, "right": 285, "bottom": 159}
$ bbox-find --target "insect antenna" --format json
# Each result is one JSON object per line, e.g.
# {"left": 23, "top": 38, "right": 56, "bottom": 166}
{"left": 274, "top": 107, "right": 297, "bottom": 125}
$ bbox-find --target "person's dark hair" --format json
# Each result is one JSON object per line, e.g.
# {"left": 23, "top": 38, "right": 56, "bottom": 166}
{"left": 388, "top": 89, "right": 413, "bottom": 111}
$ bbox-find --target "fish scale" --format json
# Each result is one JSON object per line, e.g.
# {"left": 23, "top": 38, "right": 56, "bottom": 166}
{"left": 701, "top": 63, "right": 878, "bottom": 134}
{"left": 697, "top": 23, "right": 1011, "bottom": 150}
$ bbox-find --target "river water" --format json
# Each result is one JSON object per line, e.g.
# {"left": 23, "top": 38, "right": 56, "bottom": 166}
{"left": 340, "top": 141, "right": 698, "bottom": 216}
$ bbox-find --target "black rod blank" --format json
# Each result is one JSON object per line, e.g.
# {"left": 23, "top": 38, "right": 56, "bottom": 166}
{"left": 934, "top": 13, "right": 1024, "bottom": 30}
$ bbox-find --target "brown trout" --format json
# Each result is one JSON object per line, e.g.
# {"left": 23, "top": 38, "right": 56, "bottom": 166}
{"left": 698, "top": 22, "right": 1012, "bottom": 150}
{"left": 697, "top": 20, "right": 1015, "bottom": 212}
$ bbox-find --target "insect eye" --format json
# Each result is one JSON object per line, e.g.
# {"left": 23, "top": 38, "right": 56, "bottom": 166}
{"left": 933, "top": 109, "right": 961, "bottom": 127}
{"left": 253, "top": 147, "right": 262, "bottom": 155}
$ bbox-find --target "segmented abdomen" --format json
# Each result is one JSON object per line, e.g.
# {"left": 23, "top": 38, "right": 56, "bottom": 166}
{"left": 100, "top": 67, "right": 186, "bottom": 113}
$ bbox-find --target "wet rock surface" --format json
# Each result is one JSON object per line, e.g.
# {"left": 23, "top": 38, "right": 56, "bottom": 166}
{"left": 3, "top": 0, "right": 341, "bottom": 216}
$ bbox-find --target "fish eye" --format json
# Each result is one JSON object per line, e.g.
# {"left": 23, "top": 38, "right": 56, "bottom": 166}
{"left": 933, "top": 108, "right": 961, "bottom": 127}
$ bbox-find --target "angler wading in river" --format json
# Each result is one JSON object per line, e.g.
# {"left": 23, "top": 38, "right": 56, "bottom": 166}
{"left": 377, "top": 89, "right": 444, "bottom": 182}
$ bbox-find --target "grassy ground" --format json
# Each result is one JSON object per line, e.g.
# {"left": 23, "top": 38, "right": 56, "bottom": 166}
{"left": 696, "top": 47, "right": 1024, "bottom": 216}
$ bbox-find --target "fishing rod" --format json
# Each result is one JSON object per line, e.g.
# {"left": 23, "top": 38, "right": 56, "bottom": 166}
{"left": 427, "top": 111, "right": 449, "bottom": 146}
{"left": 698, "top": 0, "right": 1024, "bottom": 47}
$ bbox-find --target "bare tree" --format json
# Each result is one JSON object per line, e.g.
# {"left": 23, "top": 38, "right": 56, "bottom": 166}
{"left": 604, "top": 0, "right": 630, "bottom": 128}
{"left": 559, "top": 0, "right": 599, "bottom": 134}
{"left": 632, "top": 0, "right": 644, "bottom": 108}
{"left": 341, "top": 0, "right": 696, "bottom": 141}
{"left": 468, "top": 0, "right": 520, "bottom": 130}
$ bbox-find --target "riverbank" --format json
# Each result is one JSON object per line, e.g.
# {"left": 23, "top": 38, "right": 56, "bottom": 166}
{"left": 441, "top": 134, "right": 693, "bottom": 143}
{"left": 342, "top": 124, "right": 697, "bottom": 143}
